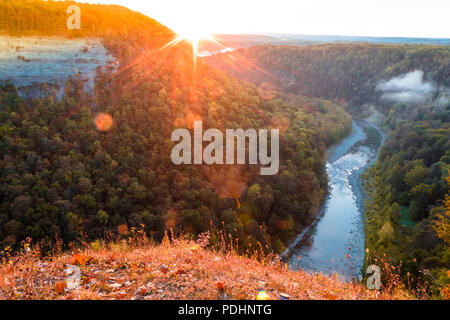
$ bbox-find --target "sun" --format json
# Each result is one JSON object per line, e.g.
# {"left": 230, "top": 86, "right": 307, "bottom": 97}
{"left": 176, "top": 29, "right": 214, "bottom": 58}
{"left": 176, "top": 27, "right": 212, "bottom": 44}
{"left": 158, "top": 20, "right": 224, "bottom": 66}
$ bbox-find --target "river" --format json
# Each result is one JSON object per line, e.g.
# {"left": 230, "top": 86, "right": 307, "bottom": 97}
{"left": 283, "top": 118, "right": 384, "bottom": 280}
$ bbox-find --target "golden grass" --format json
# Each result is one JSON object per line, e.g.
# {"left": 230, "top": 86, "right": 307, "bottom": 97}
{"left": 0, "top": 232, "right": 413, "bottom": 300}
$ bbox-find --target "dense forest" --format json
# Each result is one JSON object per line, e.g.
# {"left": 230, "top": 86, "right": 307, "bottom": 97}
{"left": 0, "top": 0, "right": 352, "bottom": 254}
{"left": 1, "top": 0, "right": 449, "bottom": 297}
{"left": 206, "top": 44, "right": 450, "bottom": 294}
{"left": 205, "top": 44, "right": 449, "bottom": 113}
{"left": 363, "top": 116, "right": 449, "bottom": 293}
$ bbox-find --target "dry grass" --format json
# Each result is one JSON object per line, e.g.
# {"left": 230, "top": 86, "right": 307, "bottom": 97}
{"left": 0, "top": 232, "right": 413, "bottom": 300}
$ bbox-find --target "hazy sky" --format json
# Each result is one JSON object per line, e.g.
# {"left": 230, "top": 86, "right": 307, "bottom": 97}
{"left": 80, "top": 0, "right": 450, "bottom": 38}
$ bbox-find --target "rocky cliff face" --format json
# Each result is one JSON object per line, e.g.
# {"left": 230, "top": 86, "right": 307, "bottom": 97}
{"left": 0, "top": 36, "right": 116, "bottom": 97}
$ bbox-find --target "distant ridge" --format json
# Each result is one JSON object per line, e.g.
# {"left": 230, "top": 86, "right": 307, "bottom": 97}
{"left": 265, "top": 33, "right": 450, "bottom": 46}
{"left": 199, "top": 33, "right": 449, "bottom": 56}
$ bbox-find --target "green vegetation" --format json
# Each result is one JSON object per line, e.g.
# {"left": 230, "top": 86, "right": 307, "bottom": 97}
{"left": 363, "top": 120, "right": 449, "bottom": 295}
{"left": 205, "top": 43, "right": 449, "bottom": 112}
{"left": 0, "top": 1, "right": 352, "bottom": 254}
{"left": 1, "top": 0, "right": 449, "bottom": 298}
{"left": 206, "top": 43, "right": 450, "bottom": 296}
{"left": 399, "top": 204, "right": 416, "bottom": 228}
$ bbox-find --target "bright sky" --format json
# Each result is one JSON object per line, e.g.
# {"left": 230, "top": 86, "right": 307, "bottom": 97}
{"left": 80, "top": 0, "right": 450, "bottom": 38}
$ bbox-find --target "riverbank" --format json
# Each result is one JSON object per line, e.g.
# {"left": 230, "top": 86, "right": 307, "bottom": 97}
{"left": 283, "top": 118, "right": 384, "bottom": 280}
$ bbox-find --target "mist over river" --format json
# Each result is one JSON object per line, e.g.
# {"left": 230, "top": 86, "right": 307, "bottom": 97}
{"left": 283, "top": 118, "right": 384, "bottom": 279}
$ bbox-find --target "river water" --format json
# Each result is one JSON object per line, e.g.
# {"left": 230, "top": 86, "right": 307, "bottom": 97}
{"left": 283, "top": 118, "right": 383, "bottom": 279}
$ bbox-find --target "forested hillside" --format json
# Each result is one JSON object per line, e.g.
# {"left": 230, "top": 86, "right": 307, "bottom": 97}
{"left": 0, "top": 0, "right": 352, "bottom": 253}
{"left": 205, "top": 44, "right": 450, "bottom": 295}
{"left": 205, "top": 44, "right": 449, "bottom": 112}
{"left": 0, "top": 0, "right": 173, "bottom": 61}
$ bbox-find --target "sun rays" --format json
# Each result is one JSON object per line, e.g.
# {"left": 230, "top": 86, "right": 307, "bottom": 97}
{"left": 159, "top": 32, "right": 223, "bottom": 67}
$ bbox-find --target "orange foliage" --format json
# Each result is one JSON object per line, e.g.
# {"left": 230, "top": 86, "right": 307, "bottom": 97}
{"left": 118, "top": 224, "right": 129, "bottom": 235}
{"left": 0, "top": 235, "right": 414, "bottom": 300}
{"left": 441, "top": 285, "right": 450, "bottom": 300}
{"left": 55, "top": 281, "right": 66, "bottom": 294}
{"left": 71, "top": 253, "right": 94, "bottom": 266}
{"left": 215, "top": 281, "right": 226, "bottom": 291}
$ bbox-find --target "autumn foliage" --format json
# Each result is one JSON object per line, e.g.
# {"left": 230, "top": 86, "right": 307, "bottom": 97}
{"left": 0, "top": 232, "right": 413, "bottom": 300}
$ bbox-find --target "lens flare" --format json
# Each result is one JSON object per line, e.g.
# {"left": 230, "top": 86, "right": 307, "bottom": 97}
{"left": 256, "top": 290, "right": 270, "bottom": 300}
{"left": 178, "top": 31, "right": 207, "bottom": 56}
{"left": 159, "top": 27, "right": 223, "bottom": 67}
{"left": 94, "top": 113, "right": 113, "bottom": 132}
{"left": 176, "top": 31, "right": 217, "bottom": 66}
